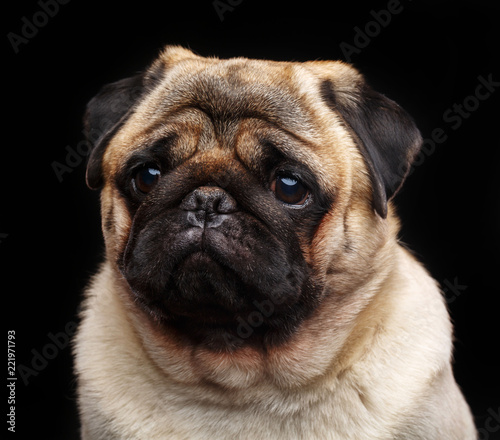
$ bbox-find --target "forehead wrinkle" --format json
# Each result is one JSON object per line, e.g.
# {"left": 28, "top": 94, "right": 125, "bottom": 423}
{"left": 106, "top": 110, "right": 208, "bottom": 180}
{"left": 265, "top": 127, "right": 333, "bottom": 193}
{"left": 234, "top": 118, "right": 335, "bottom": 200}
{"left": 151, "top": 59, "right": 316, "bottom": 136}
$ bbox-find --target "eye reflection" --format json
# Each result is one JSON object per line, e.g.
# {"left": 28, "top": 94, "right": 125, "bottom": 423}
{"left": 272, "top": 174, "right": 309, "bottom": 205}
{"left": 133, "top": 167, "right": 161, "bottom": 194}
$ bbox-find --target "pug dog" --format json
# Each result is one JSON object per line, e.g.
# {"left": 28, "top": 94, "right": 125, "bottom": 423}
{"left": 74, "top": 46, "right": 476, "bottom": 439}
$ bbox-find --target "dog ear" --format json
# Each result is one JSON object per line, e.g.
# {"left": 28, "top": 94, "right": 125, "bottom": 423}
{"left": 84, "top": 46, "right": 198, "bottom": 190}
{"left": 84, "top": 74, "right": 146, "bottom": 189}
{"left": 320, "top": 78, "right": 422, "bottom": 218}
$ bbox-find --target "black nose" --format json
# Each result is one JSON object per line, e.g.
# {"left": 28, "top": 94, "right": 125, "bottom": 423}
{"left": 180, "top": 187, "right": 238, "bottom": 228}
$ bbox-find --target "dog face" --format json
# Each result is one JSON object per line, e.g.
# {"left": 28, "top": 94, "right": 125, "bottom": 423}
{"left": 84, "top": 46, "right": 421, "bottom": 357}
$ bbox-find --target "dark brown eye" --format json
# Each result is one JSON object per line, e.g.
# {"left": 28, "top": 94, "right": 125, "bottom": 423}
{"left": 133, "top": 167, "right": 161, "bottom": 194}
{"left": 272, "top": 174, "right": 309, "bottom": 206}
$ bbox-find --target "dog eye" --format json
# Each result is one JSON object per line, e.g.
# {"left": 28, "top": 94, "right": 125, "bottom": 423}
{"left": 272, "top": 174, "right": 309, "bottom": 206}
{"left": 133, "top": 167, "right": 161, "bottom": 194}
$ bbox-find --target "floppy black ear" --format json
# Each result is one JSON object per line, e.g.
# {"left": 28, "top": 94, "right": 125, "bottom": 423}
{"left": 83, "top": 47, "right": 199, "bottom": 190}
{"left": 320, "top": 80, "right": 422, "bottom": 218}
{"left": 83, "top": 74, "right": 145, "bottom": 189}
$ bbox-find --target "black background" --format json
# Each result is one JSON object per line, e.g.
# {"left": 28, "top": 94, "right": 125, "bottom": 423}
{"left": 3, "top": 0, "right": 499, "bottom": 438}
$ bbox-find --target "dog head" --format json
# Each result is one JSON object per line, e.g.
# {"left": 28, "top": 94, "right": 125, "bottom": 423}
{"left": 84, "top": 46, "right": 421, "bottom": 383}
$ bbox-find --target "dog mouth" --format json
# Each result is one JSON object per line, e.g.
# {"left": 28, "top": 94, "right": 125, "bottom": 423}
{"left": 164, "top": 249, "right": 253, "bottom": 321}
{"left": 118, "top": 183, "right": 314, "bottom": 348}
{"left": 121, "top": 219, "right": 311, "bottom": 348}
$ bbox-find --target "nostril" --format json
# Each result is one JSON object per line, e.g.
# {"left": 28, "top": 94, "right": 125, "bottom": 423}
{"left": 217, "top": 194, "right": 237, "bottom": 214}
{"left": 196, "top": 194, "right": 205, "bottom": 208}
{"left": 212, "top": 198, "right": 221, "bottom": 213}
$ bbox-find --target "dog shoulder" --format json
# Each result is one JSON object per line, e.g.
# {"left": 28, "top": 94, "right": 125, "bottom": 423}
{"left": 351, "top": 247, "right": 476, "bottom": 438}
